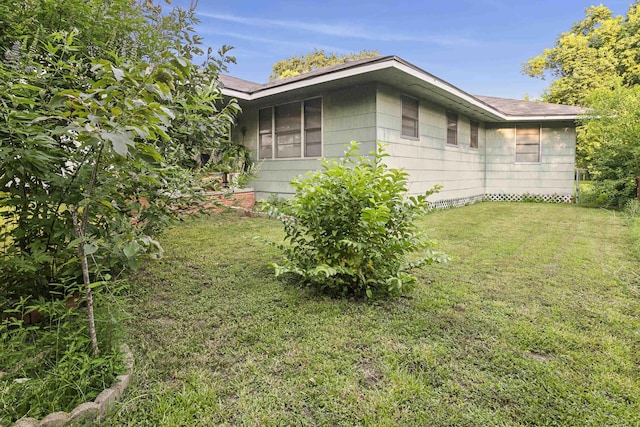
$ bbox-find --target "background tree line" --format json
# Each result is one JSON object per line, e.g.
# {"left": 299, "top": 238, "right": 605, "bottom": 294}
{"left": 524, "top": 1, "right": 640, "bottom": 206}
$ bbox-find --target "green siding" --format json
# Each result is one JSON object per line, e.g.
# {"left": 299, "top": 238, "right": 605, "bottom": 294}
{"left": 230, "top": 83, "right": 576, "bottom": 202}
{"left": 231, "top": 84, "right": 377, "bottom": 199}
{"left": 485, "top": 124, "right": 576, "bottom": 196}
{"left": 376, "top": 83, "right": 486, "bottom": 201}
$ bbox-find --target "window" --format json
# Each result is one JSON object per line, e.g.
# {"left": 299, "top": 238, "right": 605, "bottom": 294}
{"left": 275, "top": 102, "right": 301, "bottom": 158}
{"left": 446, "top": 111, "right": 458, "bottom": 146}
{"left": 515, "top": 125, "right": 541, "bottom": 163}
{"left": 304, "top": 98, "right": 322, "bottom": 157}
{"left": 258, "top": 108, "right": 273, "bottom": 159}
{"left": 401, "top": 95, "right": 419, "bottom": 138}
{"left": 258, "top": 98, "right": 322, "bottom": 159}
{"left": 470, "top": 121, "right": 479, "bottom": 149}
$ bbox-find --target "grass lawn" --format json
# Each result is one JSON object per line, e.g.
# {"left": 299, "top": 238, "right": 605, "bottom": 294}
{"left": 107, "top": 203, "right": 639, "bottom": 426}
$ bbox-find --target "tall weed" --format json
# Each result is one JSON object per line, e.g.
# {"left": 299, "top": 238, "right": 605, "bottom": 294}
{"left": 0, "top": 290, "right": 124, "bottom": 424}
{"left": 624, "top": 199, "right": 640, "bottom": 260}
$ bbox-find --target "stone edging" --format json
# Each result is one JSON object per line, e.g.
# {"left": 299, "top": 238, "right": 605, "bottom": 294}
{"left": 13, "top": 344, "right": 134, "bottom": 427}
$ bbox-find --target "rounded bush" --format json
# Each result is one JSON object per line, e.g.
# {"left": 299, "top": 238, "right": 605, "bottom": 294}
{"left": 266, "top": 142, "right": 447, "bottom": 298}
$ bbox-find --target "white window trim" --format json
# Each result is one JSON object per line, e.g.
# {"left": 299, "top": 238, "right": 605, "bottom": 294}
{"left": 400, "top": 94, "right": 420, "bottom": 140}
{"left": 257, "top": 97, "right": 323, "bottom": 161}
{"left": 514, "top": 124, "right": 542, "bottom": 164}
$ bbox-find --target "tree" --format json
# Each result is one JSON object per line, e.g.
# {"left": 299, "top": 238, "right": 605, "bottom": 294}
{"left": 0, "top": 1, "right": 238, "bottom": 354}
{"left": 522, "top": 3, "right": 640, "bottom": 105}
{"left": 270, "top": 49, "right": 380, "bottom": 81}
{"left": 524, "top": 2, "right": 640, "bottom": 205}
{"left": 581, "top": 85, "right": 640, "bottom": 207}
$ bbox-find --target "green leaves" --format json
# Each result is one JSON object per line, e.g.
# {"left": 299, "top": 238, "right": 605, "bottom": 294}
{"left": 100, "top": 131, "right": 133, "bottom": 156}
{"left": 523, "top": 3, "right": 640, "bottom": 106}
{"left": 112, "top": 66, "right": 124, "bottom": 82}
{"left": 270, "top": 49, "right": 380, "bottom": 81}
{"left": 1, "top": 0, "right": 241, "bottom": 421}
{"left": 1, "top": 8, "right": 238, "bottom": 306}
{"left": 581, "top": 84, "right": 640, "bottom": 207}
{"left": 265, "top": 142, "right": 447, "bottom": 299}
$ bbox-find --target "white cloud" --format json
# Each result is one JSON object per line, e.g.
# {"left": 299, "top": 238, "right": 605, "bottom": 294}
{"left": 198, "top": 12, "right": 479, "bottom": 46}
{"left": 199, "top": 28, "right": 351, "bottom": 54}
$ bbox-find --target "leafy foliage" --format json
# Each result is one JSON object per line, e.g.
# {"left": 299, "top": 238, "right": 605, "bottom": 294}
{"left": 265, "top": 142, "right": 447, "bottom": 298}
{"left": 524, "top": 2, "right": 640, "bottom": 205}
{"left": 270, "top": 48, "right": 379, "bottom": 80}
{"left": 0, "top": 1, "right": 239, "bottom": 306}
{"left": 624, "top": 199, "right": 640, "bottom": 260}
{"left": 580, "top": 85, "right": 640, "bottom": 207}
{"left": 523, "top": 3, "right": 640, "bottom": 105}
{"left": 0, "top": 0, "right": 240, "bottom": 418}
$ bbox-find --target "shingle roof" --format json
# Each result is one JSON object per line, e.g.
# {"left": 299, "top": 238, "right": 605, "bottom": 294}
{"left": 220, "top": 56, "right": 394, "bottom": 95}
{"left": 218, "top": 75, "right": 261, "bottom": 93}
{"left": 220, "top": 56, "right": 584, "bottom": 121}
{"left": 474, "top": 95, "right": 586, "bottom": 117}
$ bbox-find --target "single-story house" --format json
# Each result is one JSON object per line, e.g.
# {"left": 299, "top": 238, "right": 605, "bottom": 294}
{"left": 220, "top": 55, "right": 584, "bottom": 206}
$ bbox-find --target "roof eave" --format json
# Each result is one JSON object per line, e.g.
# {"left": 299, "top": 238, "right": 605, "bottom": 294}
{"left": 222, "top": 87, "right": 252, "bottom": 100}
{"left": 221, "top": 58, "right": 580, "bottom": 122}
{"left": 502, "top": 115, "right": 581, "bottom": 122}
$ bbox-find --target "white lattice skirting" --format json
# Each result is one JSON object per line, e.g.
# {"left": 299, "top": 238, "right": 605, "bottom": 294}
{"left": 485, "top": 193, "right": 573, "bottom": 204}
{"left": 427, "top": 194, "right": 486, "bottom": 210}
{"left": 427, "top": 193, "right": 573, "bottom": 210}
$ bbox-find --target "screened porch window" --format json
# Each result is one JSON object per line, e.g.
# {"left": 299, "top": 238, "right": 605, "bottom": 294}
{"left": 258, "top": 98, "right": 322, "bottom": 159}
{"left": 515, "top": 125, "right": 541, "bottom": 163}
{"left": 275, "top": 102, "right": 301, "bottom": 158}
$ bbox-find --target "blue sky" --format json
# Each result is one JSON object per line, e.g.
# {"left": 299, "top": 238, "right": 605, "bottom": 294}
{"left": 176, "top": 0, "right": 631, "bottom": 100}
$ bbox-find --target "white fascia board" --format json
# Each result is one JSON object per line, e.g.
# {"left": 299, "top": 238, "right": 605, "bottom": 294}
{"left": 222, "top": 88, "right": 252, "bottom": 100}
{"left": 504, "top": 115, "right": 580, "bottom": 121}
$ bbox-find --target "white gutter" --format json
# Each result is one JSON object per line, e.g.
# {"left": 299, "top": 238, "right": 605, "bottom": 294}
{"left": 502, "top": 115, "right": 580, "bottom": 121}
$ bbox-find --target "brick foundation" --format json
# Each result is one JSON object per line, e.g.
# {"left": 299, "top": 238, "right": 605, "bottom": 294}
{"left": 204, "top": 188, "right": 255, "bottom": 212}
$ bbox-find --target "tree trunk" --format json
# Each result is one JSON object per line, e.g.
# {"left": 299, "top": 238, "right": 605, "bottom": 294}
{"left": 636, "top": 176, "right": 640, "bottom": 202}
{"left": 72, "top": 210, "right": 99, "bottom": 357}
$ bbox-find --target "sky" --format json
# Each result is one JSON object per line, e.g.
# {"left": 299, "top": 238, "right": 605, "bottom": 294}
{"left": 173, "top": 0, "right": 632, "bottom": 100}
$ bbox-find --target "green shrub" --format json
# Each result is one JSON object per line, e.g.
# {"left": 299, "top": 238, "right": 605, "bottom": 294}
{"left": 265, "top": 142, "right": 448, "bottom": 298}
{"left": 256, "top": 193, "right": 291, "bottom": 215}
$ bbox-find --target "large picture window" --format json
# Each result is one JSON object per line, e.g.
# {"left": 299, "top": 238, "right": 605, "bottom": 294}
{"left": 401, "top": 95, "right": 419, "bottom": 138}
{"left": 515, "top": 125, "right": 541, "bottom": 163}
{"left": 259, "top": 98, "right": 322, "bottom": 159}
